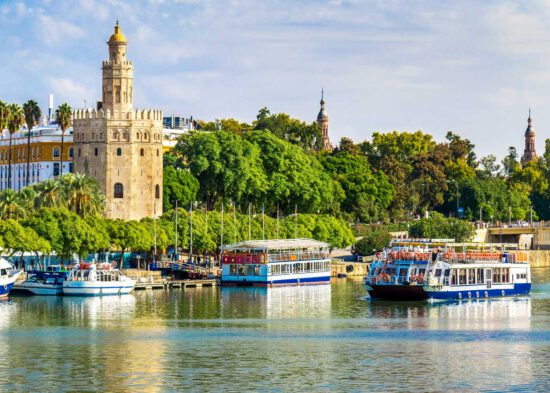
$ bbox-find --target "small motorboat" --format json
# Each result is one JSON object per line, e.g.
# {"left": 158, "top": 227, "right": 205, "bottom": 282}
{"left": 11, "top": 271, "right": 67, "bottom": 296}
{"left": 63, "top": 262, "right": 135, "bottom": 296}
{"left": 0, "top": 258, "right": 21, "bottom": 298}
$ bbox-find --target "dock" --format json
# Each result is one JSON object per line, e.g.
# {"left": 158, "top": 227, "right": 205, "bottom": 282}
{"left": 134, "top": 279, "right": 218, "bottom": 291}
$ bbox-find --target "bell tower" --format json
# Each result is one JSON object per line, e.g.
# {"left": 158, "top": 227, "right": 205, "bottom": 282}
{"left": 521, "top": 109, "right": 537, "bottom": 165}
{"left": 317, "top": 89, "right": 331, "bottom": 151}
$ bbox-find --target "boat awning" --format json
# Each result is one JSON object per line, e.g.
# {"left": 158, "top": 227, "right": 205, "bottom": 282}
{"left": 223, "top": 238, "right": 330, "bottom": 252}
{"left": 0, "top": 257, "right": 13, "bottom": 270}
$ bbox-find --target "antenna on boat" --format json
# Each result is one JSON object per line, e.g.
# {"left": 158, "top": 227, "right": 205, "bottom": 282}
{"left": 220, "top": 201, "right": 224, "bottom": 262}
{"left": 174, "top": 199, "right": 178, "bottom": 261}
{"left": 294, "top": 204, "right": 298, "bottom": 238}
{"left": 248, "top": 202, "right": 251, "bottom": 240}
{"left": 276, "top": 202, "right": 279, "bottom": 239}
{"left": 262, "top": 203, "right": 265, "bottom": 240}
{"left": 154, "top": 202, "right": 157, "bottom": 268}
{"left": 189, "top": 201, "right": 193, "bottom": 263}
{"left": 233, "top": 200, "right": 237, "bottom": 243}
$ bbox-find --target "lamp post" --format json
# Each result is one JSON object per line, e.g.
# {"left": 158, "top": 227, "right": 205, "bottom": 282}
{"left": 446, "top": 179, "right": 459, "bottom": 217}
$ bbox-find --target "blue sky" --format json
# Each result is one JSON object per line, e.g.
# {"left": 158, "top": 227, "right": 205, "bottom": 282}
{"left": 1, "top": 0, "right": 549, "bottom": 158}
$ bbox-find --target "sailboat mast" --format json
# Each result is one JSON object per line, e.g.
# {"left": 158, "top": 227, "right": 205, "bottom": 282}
{"left": 189, "top": 201, "right": 193, "bottom": 262}
{"left": 175, "top": 200, "right": 178, "bottom": 261}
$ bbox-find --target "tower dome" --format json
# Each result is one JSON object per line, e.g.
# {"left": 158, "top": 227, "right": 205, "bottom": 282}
{"left": 108, "top": 21, "right": 127, "bottom": 44}
{"left": 317, "top": 90, "right": 328, "bottom": 122}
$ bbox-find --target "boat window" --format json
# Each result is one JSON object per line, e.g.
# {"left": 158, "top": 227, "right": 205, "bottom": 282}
{"left": 444, "top": 269, "right": 451, "bottom": 277}
{"left": 501, "top": 268, "right": 509, "bottom": 283}
{"left": 434, "top": 269, "right": 442, "bottom": 277}
{"left": 459, "top": 269, "right": 467, "bottom": 285}
{"left": 254, "top": 265, "right": 260, "bottom": 276}
{"left": 238, "top": 265, "right": 245, "bottom": 276}
{"left": 0, "top": 269, "right": 6, "bottom": 276}
{"left": 477, "top": 269, "right": 484, "bottom": 283}
{"left": 493, "top": 268, "right": 501, "bottom": 283}
{"left": 468, "top": 269, "right": 475, "bottom": 284}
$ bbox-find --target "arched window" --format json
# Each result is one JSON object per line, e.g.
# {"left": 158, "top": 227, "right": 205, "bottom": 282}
{"left": 140, "top": 148, "right": 144, "bottom": 157}
{"left": 53, "top": 148, "right": 60, "bottom": 158}
{"left": 116, "top": 148, "right": 122, "bottom": 156}
{"left": 114, "top": 183, "right": 124, "bottom": 198}
{"left": 78, "top": 148, "right": 81, "bottom": 157}
{"left": 136, "top": 132, "right": 140, "bottom": 140}
{"left": 144, "top": 132, "right": 148, "bottom": 141}
{"left": 155, "top": 184, "right": 160, "bottom": 199}
{"left": 157, "top": 149, "right": 160, "bottom": 157}
{"left": 69, "top": 148, "right": 73, "bottom": 158}
{"left": 94, "top": 148, "right": 98, "bottom": 156}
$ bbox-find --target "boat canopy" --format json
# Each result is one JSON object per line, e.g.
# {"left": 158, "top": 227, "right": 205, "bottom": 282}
{"left": 0, "top": 257, "right": 13, "bottom": 270}
{"left": 223, "top": 238, "right": 329, "bottom": 252}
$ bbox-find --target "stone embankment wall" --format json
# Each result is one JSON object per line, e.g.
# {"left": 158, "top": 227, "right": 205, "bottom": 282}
{"left": 121, "top": 269, "right": 163, "bottom": 282}
{"left": 331, "top": 261, "right": 369, "bottom": 277}
{"left": 524, "top": 251, "right": 550, "bottom": 268}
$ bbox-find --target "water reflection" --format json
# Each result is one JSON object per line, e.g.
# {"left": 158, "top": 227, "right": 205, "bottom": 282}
{"left": 0, "top": 272, "right": 548, "bottom": 392}
{"left": 220, "top": 285, "right": 332, "bottom": 319}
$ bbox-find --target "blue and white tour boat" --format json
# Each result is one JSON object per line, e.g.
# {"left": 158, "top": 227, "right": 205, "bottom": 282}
{"left": 423, "top": 250, "right": 531, "bottom": 301}
{"left": 221, "top": 239, "right": 331, "bottom": 287}
{"left": 0, "top": 257, "right": 21, "bottom": 298}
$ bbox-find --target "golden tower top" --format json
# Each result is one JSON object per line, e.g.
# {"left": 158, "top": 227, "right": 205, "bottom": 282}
{"left": 108, "top": 21, "right": 127, "bottom": 44}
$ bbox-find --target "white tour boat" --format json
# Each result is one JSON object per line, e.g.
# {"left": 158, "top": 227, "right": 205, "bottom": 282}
{"left": 0, "top": 258, "right": 21, "bottom": 298}
{"left": 11, "top": 266, "right": 68, "bottom": 296}
{"left": 63, "top": 262, "right": 135, "bottom": 296}
{"left": 423, "top": 251, "right": 531, "bottom": 301}
{"left": 221, "top": 239, "right": 331, "bottom": 287}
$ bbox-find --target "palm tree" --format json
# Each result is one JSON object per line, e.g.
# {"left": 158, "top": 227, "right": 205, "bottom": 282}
{"left": 23, "top": 100, "right": 42, "bottom": 187}
{"left": 62, "top": 173, "right": 105, "bottom": 217}
{"left": 0, "top": 189, "right": 26, "bottom": 219}
{"left": 55, "top": 103, "right": 72, "bottom": 179}
{"left": 7, "top": 103, "right": 24, "bottom": 190}
{"left": 17, "top": 186, "right": 39, "bottom": 212}
{"left": 34, "top": 178, "right": 61, "bottom": 208}
{"left": 0, "top": 101, "right": 8, "bottom": 190}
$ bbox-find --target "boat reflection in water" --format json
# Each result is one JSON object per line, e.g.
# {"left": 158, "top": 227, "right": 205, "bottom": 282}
{"left": 221, "top": 284, "right": 331, "bottom": 319}
{"left": 62, "top": 295, "right": 137, "bottom": 328}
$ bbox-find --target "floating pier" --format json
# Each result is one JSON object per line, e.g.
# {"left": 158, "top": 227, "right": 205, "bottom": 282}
{"left": 134, "top": 279, "right": 218, "bottom": 291}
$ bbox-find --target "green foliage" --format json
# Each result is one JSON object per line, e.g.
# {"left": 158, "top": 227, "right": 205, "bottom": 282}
{"left": 408, "top": 212, "right": 475, "bottom": 242}
{"left": 354, "top": 229, "right": 392, "bottom": 255}
{"left": 163, "top": 166, "right": 200, "bottom": 211}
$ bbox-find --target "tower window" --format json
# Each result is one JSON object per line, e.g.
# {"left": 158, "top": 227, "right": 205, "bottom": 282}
{"left": 114, "top": 183, "right": 124, "bottom": 198}
{"left": 95, "top": 148, "right": 98, "bottom": 156}
{"left": 117, "top": 148, "right": 122, "bottom": 156}
{"left": 140, "top": 148, "right": 144, "bottom": 157}
{"left": 157, "top": 149, "right": 160, "bottom": 157}
{"left": 69, "top": 148, "right": 73, "bottom": 158}
{"left": 53, "top": 148, "right": 60, "bottom": 158}
{"left": 155, "top": 184, "right": 160, "bottom": 199}
{"left": 78, "top": 149, "right": 81, "bottom": 157}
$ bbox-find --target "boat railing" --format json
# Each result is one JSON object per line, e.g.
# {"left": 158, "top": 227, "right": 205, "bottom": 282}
{"left": 267, "top": 251, "right": 330, "bottom": 263}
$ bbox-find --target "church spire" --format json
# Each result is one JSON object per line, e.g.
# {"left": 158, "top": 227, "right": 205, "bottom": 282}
{"left": 521, "top": 108, "right": 537, "bottom": 165}
{"left": 316, "top": 88, "right": 331, "bottom": 151}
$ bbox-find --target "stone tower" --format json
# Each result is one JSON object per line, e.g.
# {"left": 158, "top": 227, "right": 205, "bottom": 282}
{"left": 521, "top": 109, "right": 537, "bottom": 165}
{"left": 317, "top": 90, "right": 331, "bottom": 151}
{"left": 73, "top": 22, "right": 163, "bottom": 220}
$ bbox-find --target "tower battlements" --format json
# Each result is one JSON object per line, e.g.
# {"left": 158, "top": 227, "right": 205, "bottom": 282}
{"left": 73, "top": 108, "right": 163, "bottom": 121}
{"left": 102, "top": 60, "right": 133, "bottom": 67}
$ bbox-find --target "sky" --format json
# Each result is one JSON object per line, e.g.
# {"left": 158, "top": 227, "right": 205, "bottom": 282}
{"left": 1, "top": 0, "right": 550, "bottom": 158}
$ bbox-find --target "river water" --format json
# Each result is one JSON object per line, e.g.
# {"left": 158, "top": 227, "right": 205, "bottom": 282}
{"left": 1, "top": 269, "right": 549, "bottom": 392}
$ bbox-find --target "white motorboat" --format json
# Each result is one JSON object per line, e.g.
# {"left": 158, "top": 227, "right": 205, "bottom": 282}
{"left": 0, "top": 258, "right": 21, "bottom": 298}
{"left": 63, "top": 262, "right": 135, "bottom": 296}
{"left": 11, "top": 269, "right": 67, "bottom": 296}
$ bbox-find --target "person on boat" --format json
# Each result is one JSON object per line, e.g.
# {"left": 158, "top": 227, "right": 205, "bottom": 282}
{"left": 431, "top": 248, "right": 439, "bottom": 262}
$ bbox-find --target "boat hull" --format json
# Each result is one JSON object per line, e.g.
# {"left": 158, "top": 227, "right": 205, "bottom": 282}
{"left": 424, "top": 283, "right": 532, "bottom": 301}
{"left": 0, "top": 274, "right": 19, "bottom": 298}
{"left": 11, "top": 283, "right": 63, "bottom": 296}
{"left": 222, "top": 275, "right": 331, "bottom": 287}
{"left": 365, "top": 284, "right": 428, "bottom": 300}
{"left": 63, "top": 282, "right": 135, "bottom": 296}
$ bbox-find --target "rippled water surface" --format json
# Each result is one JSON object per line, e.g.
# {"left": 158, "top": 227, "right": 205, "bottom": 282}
{"left": 1, "top": 268, "right": 550, "bottom": 392}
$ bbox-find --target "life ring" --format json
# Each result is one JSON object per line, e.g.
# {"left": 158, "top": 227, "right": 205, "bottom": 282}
{"left": 458, "top": 292, "right": 463, "bottom": 300}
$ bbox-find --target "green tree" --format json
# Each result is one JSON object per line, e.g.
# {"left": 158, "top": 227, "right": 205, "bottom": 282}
{"left": 62, "top": 173, "right": 104, "bottom": 217}
{"left": 23, "top": 99, "right": 41, "bottom": 187}
{"left": 163, "top": 166, "right": 200, "bottom": 211}
{"left": 409, "top": 212, "right": 475, "bottom": 241}
{"left": 354, "top": 228, "right": 391, "bottom": 255}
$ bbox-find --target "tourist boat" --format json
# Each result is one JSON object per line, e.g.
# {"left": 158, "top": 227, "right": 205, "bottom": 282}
{"left": 0, "top": 258, "right": 21, "bottom": 298}
{"left": 221, "top": 239, "right": 331, "bottom": 287}
{"left": 63, "top": 262, "right": 135, "bottom": 296}
{"left": 11, "top": 266, "right": 69, "bottom": 296}
{"left": 423, "top": 251, "right": 531, "bottom": 301}
{"left": 363, "top": 239, "right": 452, "bottom": 300}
